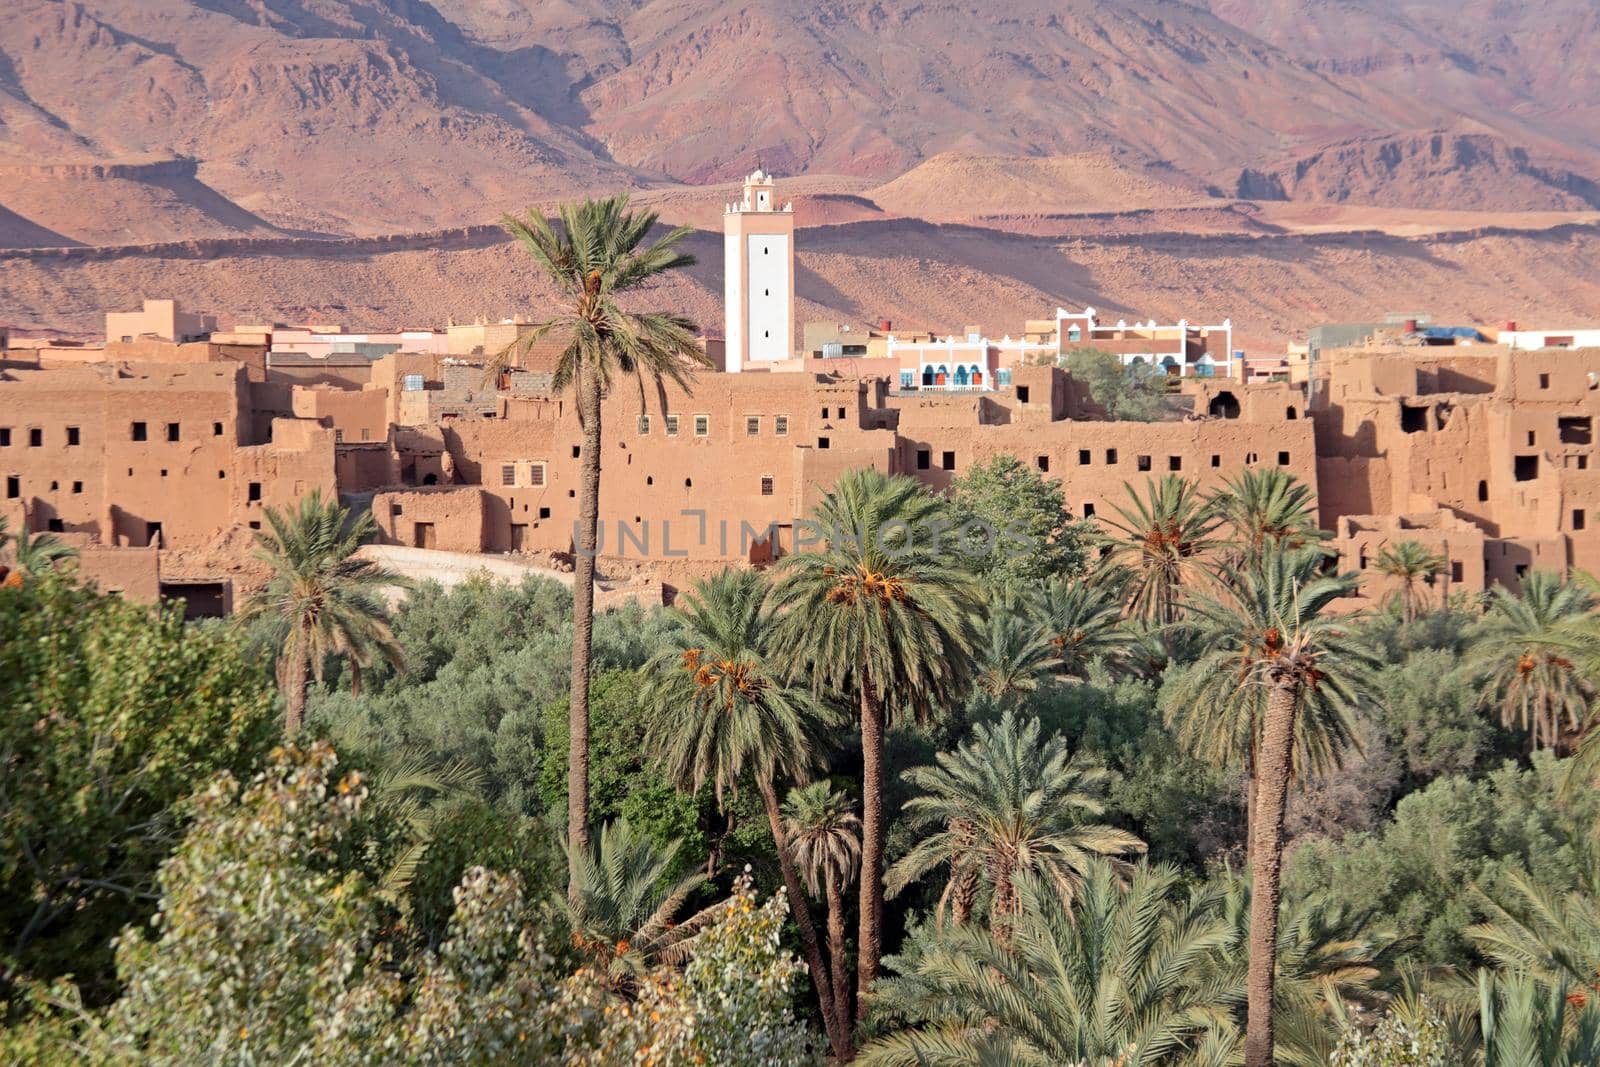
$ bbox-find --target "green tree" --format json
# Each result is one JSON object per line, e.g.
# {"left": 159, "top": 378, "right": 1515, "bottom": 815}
{"left": 784, "top": 782, "right": 862, "bottom": 1036}
{"left": 862, "top": 861, "right": 1238, "bottom": 1065}
{"left": 1466, "top": 571, "right": 1595, "bottom": 752}
{"left": 493, "top": 196, "right": 708, "bottom": 899}
{"left": 239, "top": 490, "right": 403, "bottom": 734}
{"left": 886, "top": 710, "right": 1145, "bottom": 943}
{"left": 0, "top": 573, "right": 276, "bottom": 1004}
{"left": 971, "top": 584, "right": 1056, "bottom": 701}
{"left": 1, "top": 519, "right": 77, "bottom": 579}
{"left": 772, "top": 468, "right": 980, "bottom": 1014}
{"left": 1038, "top": 573, "right": 1137, "bottom": 678}
{"left": 945, "top": 453, "right": 1090, "bottom": 584}
{"left": 1177, "top": 547, "right": 1367, "bottom": 1067}
{"left": 1064, "top": 345, "right": 1166, "bottom": 421}
{"left": 1374, "top": 541, "right": 1448, "bottom": 623}
{"left": 639, "top": 568, "right": 851, "bottom": 1057}
{"left": 1469, "top": 855, "right": 1600, "bottom": 995}
{"left": 1475, "top": 968, "right": 1600, "bottom": 1066}
{"left": 1101, "top": 475, "right": 1223, "bottom": 628}
{"left": 1208, "top": 467, "right": 1327, "bottom": 569}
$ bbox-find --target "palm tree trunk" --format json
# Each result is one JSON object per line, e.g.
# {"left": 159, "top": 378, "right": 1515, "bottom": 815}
{"left": 1246, "top": 680, "right": 1298, "bottom": 1067}
{"left": 348, "top": 658, "right": 363, "bottom": 697}
{"left": 857, "top": 669, "right": 886, "bottom": 1019}
{"left": 282, "top": 638, "right": 309, "bottom": 735}
{"left": 567, "top": 360, "right": 602, "bottom": 903}
{"left": 760, "top": 779, "right": 851, "bottom": 1060}
{"left": 825, "top": 873, "right": 854, "bottom": 1035}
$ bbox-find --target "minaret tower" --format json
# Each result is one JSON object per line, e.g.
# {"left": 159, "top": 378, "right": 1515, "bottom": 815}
{"left": 723, "top": 169, "right": 794, "bottom": 373}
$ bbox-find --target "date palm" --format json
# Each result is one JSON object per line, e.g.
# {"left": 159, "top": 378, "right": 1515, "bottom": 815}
{"left": 239, "top": 491, "right": 404, "bottom": 735}
{"left": 1466, "top": 571, "right": 1595, "bottom": 752}
{"left": 772, "top": 468, "right": 980, "bottom": 1014}
{"left": 785, "top": 781, "right": 862, "bottom": 1032}
{"left": 1038, "top": 572, "right": 1136, "bottom": 678}
{"left": 1373, "top": 540, "right": 1447, "bottom": 623}
{"left": 972, "top": 584, "right": 1056, "bottom": 701}
{"left": 1176, "top": 546, "right": 1367, "bottom": 1067}
{"left": 3, "top": 520, "right": 77, "bottom": 579}
{"left": 1208, "top": 467, "right": 1327, "bottom": 568}
{"left": 494, "top": 195, "right": 708, "bottom": 898}
{"left": 1101, "top": 475, "right": 1223, "bottom": 628}
{"left": 1469, "top": 854, "right": 1600, "bottom": 997}
{"left": 640, "top": 568, "right": 851, "bottom": 1057}
{"left": 886, "top": 710, "right": 1145, "bottom": 945}
{"left": 1476, "top": 968, "right": 1600, "bottom": 1066}
{"left": 861, "top": 860, "right": 1238, "bottom": 1066}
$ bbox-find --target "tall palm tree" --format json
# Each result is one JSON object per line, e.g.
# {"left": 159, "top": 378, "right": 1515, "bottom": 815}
{"left": 1466, "top": 571, "right": 1595, "bottom": 752}
{"left": 972, "top": 584, "right": 1056, "bottom": 701}
{"left": 1476, "top": 968, "right": 1600, "bottom": 1066}
{"left": 1469, "top": 856, "right": 1600, "bottom": 997}
{"left": 1373, "top": 540, "right": 1447, "bottom": 623}
{"left": 861, "top": 861, "right": 1239, "bottom": 1065}
{"left": 1101, "top": 475, "right": 1223, "bottom": 628}
{"left": 6, "top": 522, "right": 77, "bottom": 577}
{"left": 1038, "top": 572, "right": 1137, "bottom": 678}
{"left": 1208, "top": 467, "right": 1327, "bottom": 568}
{"left": 640, "top": 568, "right": 851, "bottom": 1057}
{"left": 784, "top": 781, "right": 862, "bottom": 1032}
{"left": 494, "top": 195, "right": 708, "bottom": 898}
{"left": 239, "top": 490, "right": 404, "bottom": 734}
{"left": 886, "top": 710, "right": 1145, "bottom": 944}
{"left": 1177, "top": 546, "right": 1367, "bottom": 1067}
{"left": 771, "top": 468, "right": 981, "bottom": 1014}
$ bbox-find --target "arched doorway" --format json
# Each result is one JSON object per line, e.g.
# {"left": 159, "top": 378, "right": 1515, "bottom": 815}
{"left": 1208, "top": 391, "right": 1241, "bottom": 419}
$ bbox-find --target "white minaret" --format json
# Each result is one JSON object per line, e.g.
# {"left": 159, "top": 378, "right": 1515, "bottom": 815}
{"left": 723, "top": 169, "right": 794, "bottom": 372}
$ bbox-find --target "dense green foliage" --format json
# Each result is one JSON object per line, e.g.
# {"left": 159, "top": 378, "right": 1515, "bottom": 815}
{"left": 1063, "top": 345, "right": 1168, "bottom": 420}
{"left": 945, "top": 454, "right": 1092, "bottom": 584}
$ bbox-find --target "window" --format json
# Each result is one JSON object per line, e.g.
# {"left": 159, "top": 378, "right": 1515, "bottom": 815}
{"left": 1287, "top": 406, "right": 1298, "bottom": 420}
{"left": 539, "top": 507, "right": 551, "bottom": 519}
{"left": 213, "top": 422, "right": 223, "bottom": 436}
{"left": 132, "top": 422, "right": 147, "bottom": 441}
{"left": 1136, "top": 455, "right": 1152, "bottom": 472}
{"left": 818, "top": 436, "right": 831, "bottom": 450}
{"left": 998, "top": 368, "right": 1012, "bottom": 387}
{"left": 775, "top": 415, "right": 789, "bottom": 436}
{"left": 1514, "top": 455, "right": 1539, "bottom": 482}
{"left": 1106, "top": 448, "right": 1118, "bottom": 464}
{"left": 5, "top": 476, "right": 17, "bottom": 499}
{"left": 1211, "top": 454, "right": 1221, "bottom": 468}
{"left": 501, "top": 464, "right": 517, "bottom": 487}
{"left": 747, "top": 416, "right": 760, "bottom": 436}
{"left": 1078, "top": 449, "right": 1091, "bottom": 465}
{"left": 0, "top": 429, "right": 8, "bottom": 446}
{"left": 1540, "top": 373, "right": 1551, "bottom": 389}
{"left": 942, "top": 451, "right": 956, "bottom": 471}
{"left": 1083, "top": 502, "right": 1095, "bottom": 517}
{"left": 1245, "top": 452, "right": 1259, "bottom": 464}
{"left": 334, "top": 429, "right": 344, "bottom": 443}
{"left": 1527, "top": 430, "right": 1536, "bottom": 446}
{"left": 1451, "top": 560, "right": 1464, "bottom": 583}
{"left": 571, "top": 445, "right": 581, "bottom": 458}
{"left": 218, "top": 470, "right": 226, "bottom": 479}
{"left": 28, "top": 428, "right": 42, "bottom": 447}
{"left": 694, "top": 415, "right": 709, "bottom": 437}
{"left": 67, "top": 427, "right": 80, "bottom": 446}
{"left": 248, "top": 521, "right": 261, "bottom": 530}
{"left": 1278, "top": 451, "right": 1291, "bottom": 466}
{"left": 1400, "top": 405, "right": 1428, "bottom": 433}
{"left": 1037, "top": 455, "right": 1050, "bottom": 472}
{"left": 837, "top": 407, "right": 846, "bottom": 419}
{"left": 760, "top": 476, "right": 774, "bottom": 496}
{"left": 1017, "top": 385, "right": 1031, "bottom": 403}
{"left": 248, "top": 482, "right": 262, "bottom": 502}
{"left": 821, "top": 407, "right": 829, "bottom": 418}
{"left": 72, "top": 481, "right": 82, "bottom": 494}
{"left": 160, "top": 469, "right": 168, "bottom": 478}
{"left": 916, "top": 448, "right": 930, "bottom": 470}
{"left": 166, "top": 422, "right": 180, "bottom": 442}
{"left": 1478, "top": 479, "right": 1488, "bottom": 502}
{"left": 1575, "top": 509, "right": 1587, "bottom": 531}
{"left": 665, "top": 415, "right": 680, "bottom": 436}
{"left": 529, "top": 463, "right": 546, "bottom": 487}
{"left": 1168, "top": 456, "right": 1181, "bottom": 471}
{"left": 900, "top": 370, "right": 914, "bottom": 388}
{"left": 637, "top": 414, "right": 651, "bottom": 435}
{"left": 1560, "top": 416, "right": 1592, "bottom": 444}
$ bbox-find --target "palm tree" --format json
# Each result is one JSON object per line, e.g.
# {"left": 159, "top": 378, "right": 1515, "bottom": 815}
{"left": 1176, "top": 546, "right": 1367, "bottom": 1067}
{"left": 494, "top": 195, "right": 708, "bottom": 898}
{"left": 1101, "top": 475, "right": 1223, "bottom": 628}
{"left": 771, "top": 468, "right": 980, "bottom": 1014}
{"left": 1469, "top": 856, "right": 1600, "bottom": 997}
{"left": 1038, "top": 572, "right": 1136, "bottom": 678}
{"left": 1373, "top": 540, "right": 1447, "bottom": 623}
{"left": 562, "top": 818, "right": 720, "bottom": 982}
{"left": 1208, "top": 467, "right": 1327, "bottom": 568}
{"left": 1466, "top": 571, "right": 1595, "bottom": 752}
{"left": 861, "top": 860, "right": 1239, "bottom": 1065}
{"left": 784, "top": 781, "right": 862, "bottom": 1033}
{"left": 972, "top": 584, "right": 1055, "bottom": 701}
{"left": 886, "top": 710, "right": 1145, "bottom": 944}
{"left": 1476, "top": 968, "right": 1600, "bottom": 1066}
{"left": 639, "top": 568, "right": 851, "bottom": 1057}
{"left": 239, "top": 490, "right": 404, "bottom": 734}
{"left": 6, "top": 522, "right": 77, "bottom": 578}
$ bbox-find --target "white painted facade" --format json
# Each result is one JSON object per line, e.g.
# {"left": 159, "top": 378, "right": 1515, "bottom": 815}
{"left": 1055, "top": 306, "right": 1234, "bottom": 378}
{"left": 723, "top": 170, "right": 795, "bottom": 373}
{"left": 1502, "top": 328, "right": 1600, "bottom": 351}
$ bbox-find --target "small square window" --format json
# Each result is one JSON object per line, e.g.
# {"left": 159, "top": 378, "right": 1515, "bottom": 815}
{"left": 1078, "top": 450, "right": 1091, "bottom": 465}
{"left": 665, "top": 415, "right": 680, "bottom": 436}
{"left": 818, "top": 436, "right": 831, "bottom": 450}
{"left": 694, "top": 415, "right": 710, "bottom": 437}
{"left": 942, "top": 451, "right": 956, "bottom": 471}
{"left": 1037, "top": 455, "right": 1050, "bottom": 472}
{"left": 821, "top": 407, "right": 829, "bottom": 418}
{"left": 1136, "top": 455, "right": 1152, "bottom": 472}
{"left": 67, "top": 427, "right": 80, "bottom": 446}
{"left": 28, "top": 428, "right": 42, "bottom": 447}
{"left": 390, "top": 504, "right": 403, "bottom": 517}
{"left": 529, "top": 463, "right": 546, "bottom": 487}
{"left": 637, "top": 414, "right": 651, "bottom": 435}
{"left": 1540, "top": 373, "right": 1551, "bottom": 389}
{"left": 760, "top": 476, "right": 774, "bottom": 496}
{"left": 917, "top": 448, "right": 930, "bottom": 470}
{"left": 1168, "top": 456, "right": 1181, "bottom": 471}
{"left": 539, "top": 506, "right": 551, "bottom": 519}
{"left": 248, "top": 482, "right": 262, "bottom": 501}
{"left": 5, "top": 476, "right": 18, "bottom": 499}
{"left": 71, "top": 481, "right": 82, "bottom": 494}
{"left": 1083, "top": 502, "right": 1095, "bottom": 518}
{"left": 131, "top": 422, "right": 147, "bottom": 441}
{"left": 166, "top": 422, "right": 180, "bottom": 442}
{"left": 1017, "top": 385, "right": 1031, "bottom": 403}
{"left": 747, "top": 416, "right": 760, "bottom": 436}
{"left": 501, "top": 464, "right": 517, "bottom": 487}
{"left": 775, "top": 415, "right": 789, "bottom": 436}
{"left": 1106, "top": 449, "right": 1118, "bottom": 464}
{"left": 160, "top": 469, "right": 168, "bottom": 478}
{"left": 1574, "top": 509, "right": 1587, "bottom": 531}
{"left": 213, "top": 422, "right": 223, "bottom": 436}
{"left": 1211, "top": 454, "right": 1221, "bottom": 468}
{"left": 218, "top": 470, "right": 226, "bottom": 479}
{"left": 1277, "top": 451, "right": 1290, "bottom": 466}
{"left": 837, "top": 407, "right": 846, "bottom": 419}
{"left": 47, "top": 519, "right": 63, "bottom": 533}
{"left": 571, "top": 445, "right": 581, "bottom": 458}
{"left": 0, "top": 428, "right": 9, "bottom": 446}
{"left": 248, "top": 520, "right": 261, "bottom": 530}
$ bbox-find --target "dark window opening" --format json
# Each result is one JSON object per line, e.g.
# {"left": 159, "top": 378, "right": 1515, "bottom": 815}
{"left": 1540, "top": 373, "right": 1551, "bottom": 389}
{"left": 145, "top": 522, "right": 163, "bottom": 547}
{"left": 1037, "top": 455, "right": 1050, "bottom": 472}
{"left": 571, "top": 445, "right": 580, "bottom": 458}
{"left": 1515, "top": 563, "right": 1529, "bottom": 579}
{"left": 760, "top": 476, "right": 774, "bottom": 496}
{"left": 0, "top": 429, "right": 8, "bottom": 446}
{"left": 72, "top": 481, "right": 82, "bottom": 494}
{"left": 28, "top": 428, "right": 42, "bottom": 447}
{"left": 1576, "top": 509, "right": 1588, "bottom": 531}
{"left": 1168, "top": 456, "right": 1181, "bottom": 472}
{"left": 6, "top": 476, "right": 18, "bottom": 499}
{"left": 685, "top": 478, "right": 693, "bottom": 488}
{"left": 67, "top": 427, "right": 80, "bottom": 446}
{"left": 218, "top": 470, "right": 225, "bottom": 479}
{"left": 1582, "top": 455, "right": 1591, "bottom": 471}
{"left": 837, "top": 407, "right": 846, "bottom": 419}
{"left": 916, "top": 448, "right": 930, "bottom": 470}
{"left": 47, "top": 518, "right": 63, "bottom": 533}
{"left": 1208, "top": 391, "right": 1240, "bottom": 419}
{"left": 1451, "top": 560, "right": 1464, "bottom": 583}
{"left": 1286, "top": 407, "right": 1298, "bottom": 420}
{"left": 1400, "top": 405, "right": 1428, "bottom": 433}
{"left": 1078, "top": 449, "right": 1091, "bottom": 465}
{"left": 213, "top": 422, "right": 223, "bottom": 436}
{"left": 1106, "top": 448, "right": 1118, "bottom": 464}
{"left": 539, "top": 506, "right": 551, "bottom": 519}
{"left": 1478, "top": 480, "right": 1488, "bottom": 502}
{"left": 1083, "top": 502, "right": 1095, "bottom": 518}
{"left": 1559, "top": 417, "right": 1593, "bottom": 445}
{"left": 1514, "top": 455, "right": 1539, "bottom": 482}
{"left": 818, "top": 437, "right": 830, "bottom": 449}
{"left": 941, "top": 451, "right": 956, "bottom": 471}
{"left": 166, "top": 422, "right": 180, "bottom": 442}
{"left": 1211, "top": 454, "right": 1221, "bottom": 468}
{"left": 248, "top": 520, "right": 261, "bottom": 530}
{"left": 390, "top": 504, "right": 403, "bottom": 517}
{"left": 248, "top": 482, "right": 262, "bottom": 501}
{"left": 1017, "top": 386, "right": 1030, "bottom": 403}
{"left": 1278, "top": 451, "right": 1291, "bottom": 466}
{"left": 131, "top": 421, "right": 147, "bottom": 441}
{"left": 1136, "top": 455, "right": 1152, "bottom": 472}
{"left": 1528, "top": 430, "right": 1537, "bottom": 446}
{"left": 1246, "top": 452, "right": 1258, "bottom": 464}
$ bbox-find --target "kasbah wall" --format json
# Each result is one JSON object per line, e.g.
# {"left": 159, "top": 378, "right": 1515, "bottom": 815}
{"left": 4, "top": 318, "right": 1599, "bottom": 615}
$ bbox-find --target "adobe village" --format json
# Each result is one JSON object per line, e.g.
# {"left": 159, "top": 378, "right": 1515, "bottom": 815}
{"left": 3, "top": 171, "right": 1594, "bottom": 614}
